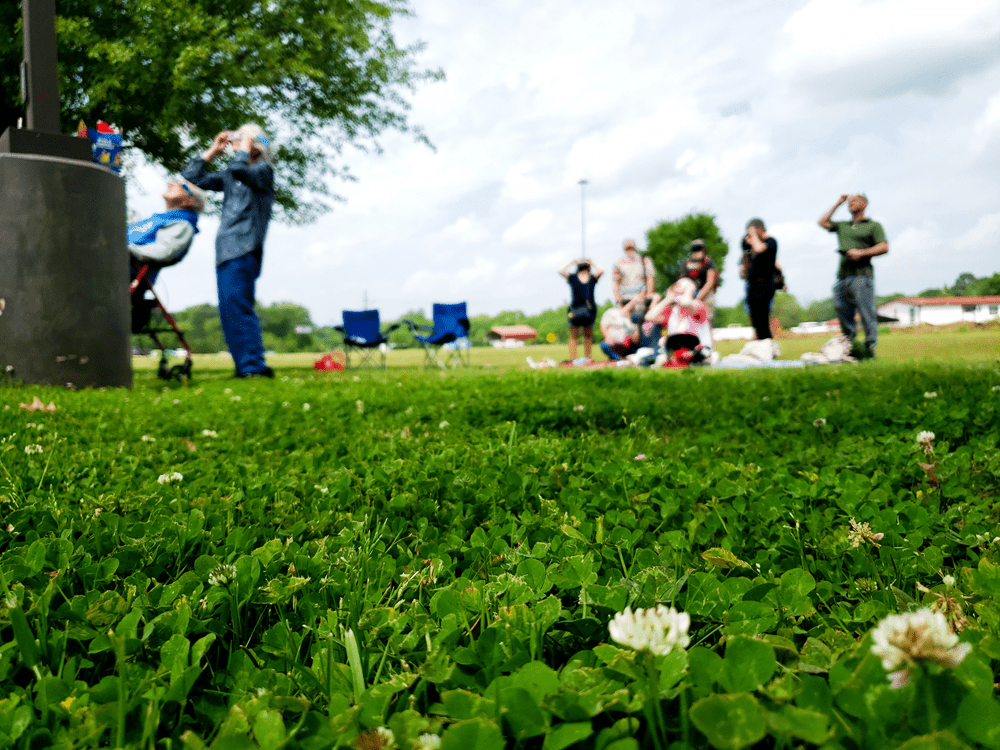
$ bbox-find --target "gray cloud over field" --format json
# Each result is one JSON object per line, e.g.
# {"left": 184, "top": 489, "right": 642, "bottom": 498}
{"left": 129, "top": 0, "right": 1000, "bottom": 323}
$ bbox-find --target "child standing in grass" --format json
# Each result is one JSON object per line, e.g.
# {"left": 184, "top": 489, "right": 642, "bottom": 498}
{"left": 560, "top": 258, "right": 604, "bottom": 362}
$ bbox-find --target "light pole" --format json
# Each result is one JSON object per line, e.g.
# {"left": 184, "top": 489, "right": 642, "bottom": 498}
{"left": 578, "top": 179, "right": 588, "bottom": 260}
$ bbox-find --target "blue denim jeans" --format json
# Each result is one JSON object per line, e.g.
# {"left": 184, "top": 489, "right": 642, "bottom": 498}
{"left": 217, "top": 250, "right": 268, "bottom": 375}
{"left": 833, "top": 275, "right": 878, "bottom": 353}
{"left": 600, "top": 341, "right": 622, "bottom": 361}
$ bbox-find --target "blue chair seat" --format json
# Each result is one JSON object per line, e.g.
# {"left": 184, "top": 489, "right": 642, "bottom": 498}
{"left": 334, "top": 310, "right": 400, "bottom": 369}
{"left": 405, "top": 303, "right": 471, "bottom": 368}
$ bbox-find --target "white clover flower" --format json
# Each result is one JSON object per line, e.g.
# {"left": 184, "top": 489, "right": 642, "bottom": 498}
{"left": 942, "top": 574, "right": 955, "bottom": 587}
{"left": 302, "top": 403, "right": 311, "bottom": 411}
{"left": 814, "top": 418, "right": 826, "bottom": 427}
{"left": 848, "top": 517, "right": 883, "bottom": 548}
{"left": 405, "top": 406, "right": 413, "bottom": 415}
{"left": 201, "top": 430, "right": 217, "bottom": 438}
{"left": 449, "top": 403, "right": 455, "bottom": 409}
{"left": 282, "top": 401, "right": 290, "bottom": 408}
{"left": 141, "top": 435, "right": 156, "bottom": 442}
{"left": 634, "top": 454, "right": 646, "bottom": 460}
{"left": 314, "top": 485, "right": 329, "bottom": 494}
{"left": 609, "top": 606, "right": 691, "bottom": 656}
{"left": 157, "top": 472, "right": 183, "bottom": 485}
{"left": 24, "top": 444, "right": 43, "bottom": 454}
{"left": 993, "top": 385, "right": 1000, "bottom": 392}
{"left": 415, "top": 734, "right": 441, "bottom": 750}
{"left": 208, "top": 563, "right": 237, "bottom": 587}
{"left": 353, "top": 376, "right": 361, "bottom": 383}
{"left": 172, "top": 399, "right": 180, "bottom": 405}
{"left": 574, "top": 405, "right": 585, "bottom": 412}
{"left": 916, "top": 431, "right": 935, "bottom": 445}
{"left": 230, "top": 395, "right": 242, "bottom": 402}
{"left": 375, "top": 727, "right": 396, "bottom": 748}
{"left": 356, "top": 400, "right": 364, "bottom": 414}
{"left": 439, "top": 421, "right": 449, "bottom": 429}
{"left": 224, "top": 388, "right": 232, "bottom": 394}
{"left": 924, "top": 391, "right": 938, "bottom": 399}
{"left": 870, "top": 608, "right": 971, "bottom": 688}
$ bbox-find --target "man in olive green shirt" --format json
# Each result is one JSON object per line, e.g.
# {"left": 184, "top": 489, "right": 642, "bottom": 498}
{"left": 818, "top": 193, "right": 889, "bottom": 358}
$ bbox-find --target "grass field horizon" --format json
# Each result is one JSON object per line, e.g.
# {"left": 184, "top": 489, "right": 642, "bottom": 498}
{"left": 132, "top": 322, "right": 1000, "bottom": 373}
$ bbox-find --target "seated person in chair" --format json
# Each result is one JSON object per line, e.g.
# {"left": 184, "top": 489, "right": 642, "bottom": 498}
{"left": 128, "top": 180, "right": 206, "bottom": 285}
{"left": 599, "top": 294, "right": 655, "bottom": 361}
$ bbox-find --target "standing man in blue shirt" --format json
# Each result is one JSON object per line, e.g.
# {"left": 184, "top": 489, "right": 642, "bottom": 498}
{"left": 184, "top": 124, "right": 276, "bottom": 378}
{"left": 818, "top": 193, "right": 889, "bottom": 359}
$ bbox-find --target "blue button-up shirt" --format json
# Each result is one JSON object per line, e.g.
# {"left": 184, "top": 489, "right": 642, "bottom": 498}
{"left": 183, "top": 153, "right": 274, "bottom": 266}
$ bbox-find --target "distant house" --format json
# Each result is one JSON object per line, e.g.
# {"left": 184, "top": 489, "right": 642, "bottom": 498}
{"left": 488, "top": 325, "right": 538, "bottom": 348}
{"left": 878, "top": 296, "right": 1000, "bottom": 326}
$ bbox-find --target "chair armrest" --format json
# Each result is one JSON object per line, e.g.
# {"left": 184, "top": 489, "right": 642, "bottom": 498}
{"left": 402, "top": 319, "right": 433, "bottom": 333}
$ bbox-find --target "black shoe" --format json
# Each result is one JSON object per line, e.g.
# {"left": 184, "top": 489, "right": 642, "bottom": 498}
{"left": 236, "top": 366, "right": 274, "bottom": 379}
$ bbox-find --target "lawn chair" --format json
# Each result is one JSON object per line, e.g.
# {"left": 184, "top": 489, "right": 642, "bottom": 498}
{"left": 333, "top": 310, "right": 400, "bottom": 369}
{"left": 405, "top": 302, "right": 471, "bottom": 369}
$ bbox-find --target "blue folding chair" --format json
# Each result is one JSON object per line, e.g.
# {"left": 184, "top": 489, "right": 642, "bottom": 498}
{"left": 405, "top": 302, "right": 471, "bottom": 368}
{"left": 333, "top": 310, "right": 400, "bottom": 369}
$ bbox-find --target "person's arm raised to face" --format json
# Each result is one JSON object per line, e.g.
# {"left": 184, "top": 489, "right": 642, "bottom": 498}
{"left": 818, "top": 194, "right": 848, "bottom": 230}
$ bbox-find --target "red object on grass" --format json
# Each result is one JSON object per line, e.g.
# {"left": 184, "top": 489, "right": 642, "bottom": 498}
{"left": 314, "top": 354, "right": 345, "bottom": 371}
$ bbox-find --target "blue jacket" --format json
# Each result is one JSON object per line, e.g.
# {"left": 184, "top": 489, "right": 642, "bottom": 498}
{"left": 182, "top": 153, "right": 274, "bottom": 266}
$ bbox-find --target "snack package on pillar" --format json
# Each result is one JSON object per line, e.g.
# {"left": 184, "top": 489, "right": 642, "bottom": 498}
{"left": 76, "top": 120, "right": 123, "bottom": 173}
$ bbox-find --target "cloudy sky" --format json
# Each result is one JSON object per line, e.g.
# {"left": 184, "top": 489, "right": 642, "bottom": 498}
{"left": 129, "top": 0, "right": 1000, "bottom": 324}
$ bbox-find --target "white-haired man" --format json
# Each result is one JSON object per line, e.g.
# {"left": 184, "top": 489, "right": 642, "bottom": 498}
{"left": 128, "top": 179, "right": 206, "bottom": 286}
{"left": 183, "top": 124, "right": 276, "bottom": 378}
{"left": 818, "top": 193, "right": 889, "bottom": 359}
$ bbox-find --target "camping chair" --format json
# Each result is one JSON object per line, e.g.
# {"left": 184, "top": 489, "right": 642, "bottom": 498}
{"left": 333, "top": 309, "right": 400, "bottom": 369}
{"left": 405, "top": 302, "right": 471, "bottom": 369}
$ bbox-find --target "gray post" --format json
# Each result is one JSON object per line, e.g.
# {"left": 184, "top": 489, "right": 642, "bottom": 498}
{"left": 23, "top": 0, "right": 61, "bottom": 133}
{"left": 0, "top": 0, "right": 132, "bottom": 388}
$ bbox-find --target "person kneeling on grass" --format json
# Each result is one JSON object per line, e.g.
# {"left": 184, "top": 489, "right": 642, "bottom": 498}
{"left": 128, "top": 180, "right": 206, "bottom": 286}
{"left": 600, "top": 294, "right": 658, "bottom": 362}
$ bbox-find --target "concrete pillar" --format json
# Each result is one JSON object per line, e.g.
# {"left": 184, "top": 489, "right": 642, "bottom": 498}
{"left": 0, "top": 152, "right": 131, "bottom": 388}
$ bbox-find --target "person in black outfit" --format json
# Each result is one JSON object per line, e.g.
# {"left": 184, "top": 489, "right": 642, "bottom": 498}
{"left": 559, "top": 258, "right": 604, "bottom": 361}
{"left": 742, "top": 218, "right": 778, "bottom": 340}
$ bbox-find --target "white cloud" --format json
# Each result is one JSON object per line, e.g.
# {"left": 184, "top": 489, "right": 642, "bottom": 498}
{"left": 772, "top": 0, "right": 1000, "bottom": 99}
{"left": 502, "top": 209, "right": 554, "bottom": 244}
{"left": 440, "top": 216, "right": 490, "bottom": 244}
{"left": 973, "top": 90, "right": 1000, "bottom": 155}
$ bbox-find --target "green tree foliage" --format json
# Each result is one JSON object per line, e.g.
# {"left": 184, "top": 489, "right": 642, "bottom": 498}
{"left": 950, "top": 272, "right": 977, "bottom": 296}
{"left": 966, "top": 273, "right": 1000, "bottom": 296}
{"left": 644, "top": 213, "right": 729, "bottom": 294}
{"left": 770, "top": 291, "right": 805, "bottom": 330}
{"left": 2, "top": 0, "right": 442, "bottom": 222}
{"left": 802, "top": 298, "right": 837, "bottom": 324}
{"left": 713, "top": 305, "right": 750, "bottom": 328}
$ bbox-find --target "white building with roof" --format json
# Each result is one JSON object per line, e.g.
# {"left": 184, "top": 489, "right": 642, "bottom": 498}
{"left": 878, "top": 296, "right": 1000, "bottom": 326}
